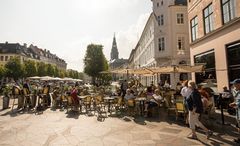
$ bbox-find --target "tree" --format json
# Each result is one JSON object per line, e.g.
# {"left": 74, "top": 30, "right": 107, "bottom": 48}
{"left": 24, "top": 60, "right": 37, "bottom": 77}
{"left": 59, "top": 69, "right": 66, "bottom": 78}
{"left": 98, "top": 57, "right": 112, "bottom": 84}
{"left": 53, "top": 66, "right": 60, "bottom": 77}
{"left": 36, "top": 62, "right": 47, "bottom": 76}
{"left": 84, "top": 44, "right": 106, "bottom": 84}
{"left": 0, "top": 66, "right": 6, "bottom": 79}
{"left": 46, "top": 64, "right": 55, "bottom": 76}
{"left": 5, "top": 57, "right": 24, "bottom": 80}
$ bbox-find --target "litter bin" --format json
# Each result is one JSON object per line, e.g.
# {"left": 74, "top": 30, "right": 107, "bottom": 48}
{"left": 2, "top": 95, "right": 10, "bottom": 109}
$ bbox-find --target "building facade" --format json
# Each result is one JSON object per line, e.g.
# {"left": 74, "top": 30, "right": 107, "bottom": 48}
{"left": 0, "top": 42, "right": 67, "bottom": 70}
{"left": 188, "top": 0, "right": 240, "bottom": 91}
{"left": 109, "top": 35, "right": 128, "bottom": 80}
{"left": 131, "top": 0, "right": 190, "bottom": 87}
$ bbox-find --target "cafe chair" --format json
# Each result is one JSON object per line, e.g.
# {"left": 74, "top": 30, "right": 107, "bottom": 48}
{"left": 175, "top": 101, "right": 186, "bottom": 121}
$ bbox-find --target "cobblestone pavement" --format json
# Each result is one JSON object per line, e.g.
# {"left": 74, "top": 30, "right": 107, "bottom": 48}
{"left": 0, "top": 98, "right": 238, "bottom": 146}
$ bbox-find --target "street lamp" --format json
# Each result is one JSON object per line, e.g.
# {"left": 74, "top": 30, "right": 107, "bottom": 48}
{"left": 126, "top": 66, "right": 129, "bottom": 80}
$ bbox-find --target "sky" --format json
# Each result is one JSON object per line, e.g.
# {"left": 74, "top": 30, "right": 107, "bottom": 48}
{"left": 0, "top": 0, "right": 152, "bottom": 72}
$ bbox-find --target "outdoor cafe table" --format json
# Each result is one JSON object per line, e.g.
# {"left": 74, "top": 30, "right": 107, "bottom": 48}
{"left": 104, "top": 96, "right": 118, "bottom": 113}
{"left": 135, "top": 97, "right": 147, "bottom": 116}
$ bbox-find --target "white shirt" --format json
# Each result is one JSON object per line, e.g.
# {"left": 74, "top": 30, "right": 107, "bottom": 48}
{"left": 181, "top": 86, "right": 192, "bottom": 97}
{"left": 150, "top": 94, "right": 163, "bottom": 104}
{"left": 124, "top": 93, "right": 135, "bottom": 100}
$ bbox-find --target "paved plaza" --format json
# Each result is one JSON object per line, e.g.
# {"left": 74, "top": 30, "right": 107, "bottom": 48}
{"left": 0, "top": 98, "right": 239, "bottom": 146}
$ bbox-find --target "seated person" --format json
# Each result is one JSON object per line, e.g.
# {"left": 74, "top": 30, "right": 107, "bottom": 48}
{"left": 144, "top": 89, "right": 163, "bottom": 117}
{"left": 124, "top": 89, "right": 135, "bottom": 101}
{"left": 124, "top": 89, "right": 135, "bottom": 116}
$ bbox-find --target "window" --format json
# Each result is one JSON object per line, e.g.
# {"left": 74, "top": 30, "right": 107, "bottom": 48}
{"left": 161, "top": 15, "right": 164, "bottom": 25}
{"left": 0, "top": 56, "right": 3, "bottom": 61}
{"left": 157, "top": 15, "right": 164, "bottom": 26}
{"left": 157, "top": 16, "right": 161, "bottom": 25}
{"left": 227, "top": 42, "right": 240, "bottom": 82}
{"left": 5, "top": 56, "right": 8, "bottom": 61}
{"left": 161, "top": 0, "right": 163, "bottom": 5}
{"left": 158, "top": 37, "right": 165, "bottom": 51}
{"left": 157, "top": 2, "right": 159, "bottom": 7}
{"left": 203, "top": 4, "right": 214, "bottom": 34}
{"left": 221, "top": 0, "right": 236, "bottom": 24}
{"left": 177, "top": 13, "right": 184, "bottom": 24}
{"left": 190, "top": 16, "right": 198, "bottom": 41}
{"left": 194, "top": 50, "right": 216, "bottom": 84}
{"left": 177, "top": 36, "right": 185, "bottom": 50}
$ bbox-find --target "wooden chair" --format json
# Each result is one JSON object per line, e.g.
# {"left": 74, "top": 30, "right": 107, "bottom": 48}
{"left": 82, "top": 96, "right": 92, "bottom": 114}
{"left": 22, "top": 88, "right": 32, "bottom": 110}
{"left": 11, "top": 87, "right": 21, "bottom": 112}
{"left": 40, "top": 87, "right": 50, "bottom": 108}
{"left": 126, "top": 99, "right": 135, "bottom": 116}
{"left": 94, "top": 95, "right": 107, "bottom": 118}
{"left": 66, "top": 95, "right": 75, "bottom": 113}
{"left": 175, "top": 101, "right": 186, "bottom": 121}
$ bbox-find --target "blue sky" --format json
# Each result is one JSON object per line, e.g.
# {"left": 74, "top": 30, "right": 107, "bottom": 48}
{"left": 0, "top": 0, "right": 152, "bottom": 71}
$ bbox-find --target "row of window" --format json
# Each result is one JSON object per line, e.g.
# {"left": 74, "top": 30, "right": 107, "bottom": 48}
{"left": 157, "top": 13, "right": 184, "bottom": 26}
{"left": 0, "top": 56, "right": 14, "bottom": 61}
{"left": 190, "top": 0, "right": 236, "bottom": 42}
{"left": 156, "top": 1, "right": 164, "bottom": 7}
{"left": 158, "top": 36, "right": 185, "bottom": 51}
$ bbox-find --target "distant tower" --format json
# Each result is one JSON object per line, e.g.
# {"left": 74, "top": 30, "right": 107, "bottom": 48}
{"left": 110, "top": 33, "right": 119, "bottom": 60}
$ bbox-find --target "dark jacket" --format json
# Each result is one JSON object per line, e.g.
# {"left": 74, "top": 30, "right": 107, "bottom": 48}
{"left": 186, "top": 89, "right": 203, "bottom": 114}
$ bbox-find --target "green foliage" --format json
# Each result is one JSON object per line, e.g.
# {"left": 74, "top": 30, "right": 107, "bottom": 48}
{"left": 46, "top": 64, "right": 55, "bottom": 76}
{"left": 54, "top": 66, "right": 60, "bottom": 77}
{"left": 0, "top": 65, "right": 6, "bottom": 78}
{"left": 66, "top": 69, "right": 82, "bottom": 79}
{"left": 23, "top": 60, "right": 37, "bottom": 77}
{"left": 58, "top": 69, "right": 66, "bottom": 78}
{"left": 5, "top": 57, "right": 24, "bottom": 80}
{"left": 84, "top": 44, "right": 106, "bottom": 83}
{"left": 36, "top": 62, "right": 47, "bottom": 76}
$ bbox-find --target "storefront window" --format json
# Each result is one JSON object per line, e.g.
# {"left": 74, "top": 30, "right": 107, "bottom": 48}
{"left": 194, "top": 50, "right": 216, "bottom": 84}
{"left": 227, "top": 42, "right": 240, "bottom": 82}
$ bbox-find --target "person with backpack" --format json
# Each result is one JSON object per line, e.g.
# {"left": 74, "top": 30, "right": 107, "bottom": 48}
{"left": 186, "top": 80, "right": 213, "bottom": 140}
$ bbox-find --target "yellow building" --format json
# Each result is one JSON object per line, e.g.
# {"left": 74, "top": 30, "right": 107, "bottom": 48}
{"left": 0, "top": 42, "right": 67, "bottom": 70}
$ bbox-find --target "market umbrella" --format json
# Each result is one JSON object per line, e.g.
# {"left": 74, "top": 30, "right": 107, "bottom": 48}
{"left": 28, "top": 76, "right": 41, "bottom": 80}
{"left": 150, "top": 64, "right": 204, "bottom": 73}
{"left": 40, "top": 76, "right": 54, "bottom": 80}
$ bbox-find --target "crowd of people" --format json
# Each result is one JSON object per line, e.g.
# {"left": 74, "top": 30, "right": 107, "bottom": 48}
{"left": 2, "top": 77, "right": 240, "bottom": 143}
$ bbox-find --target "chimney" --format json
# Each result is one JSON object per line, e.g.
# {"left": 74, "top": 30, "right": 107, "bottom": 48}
{"left": 23, "top": 43, "right": 27, "bottom": 48}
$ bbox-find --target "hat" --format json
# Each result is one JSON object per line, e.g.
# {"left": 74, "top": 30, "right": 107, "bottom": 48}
{"left": 231, "top": 79, "right": 240, "bottom": 84}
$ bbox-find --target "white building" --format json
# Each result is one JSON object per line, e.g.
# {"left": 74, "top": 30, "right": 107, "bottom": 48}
{"left": 130, "top": 0, "right": 190, "bottom": 87}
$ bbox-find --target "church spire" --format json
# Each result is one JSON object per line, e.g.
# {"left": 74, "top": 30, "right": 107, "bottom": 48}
{"left": 110, "top": 33, "right": 119, "bottom": 60}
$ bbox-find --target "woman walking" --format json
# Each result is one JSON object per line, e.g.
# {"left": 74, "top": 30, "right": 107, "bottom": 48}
{"left": 186, "top": 80, "right": 213, "bottom": 140}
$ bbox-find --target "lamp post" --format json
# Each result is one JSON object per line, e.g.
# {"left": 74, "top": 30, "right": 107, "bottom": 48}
{"left": 126, "top": 66, "right": 129, "bottom": 81}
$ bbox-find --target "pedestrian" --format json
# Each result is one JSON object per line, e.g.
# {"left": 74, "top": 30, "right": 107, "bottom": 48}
{"left": 229, "top": 79, "right": 240, "bottom": 144}
{"left": 180, "top": 80, "right": 192, "bottom": 125}
{"left": 121, "top": 80, "right": 128, "bottom": 97}
{"left": 186, "top": 80, "right": 213, "bottom": 140}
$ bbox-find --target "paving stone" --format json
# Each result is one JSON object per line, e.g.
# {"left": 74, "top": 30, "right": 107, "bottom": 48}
{"left": 0, "top": 108, "right": 237, "bottom": 146}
